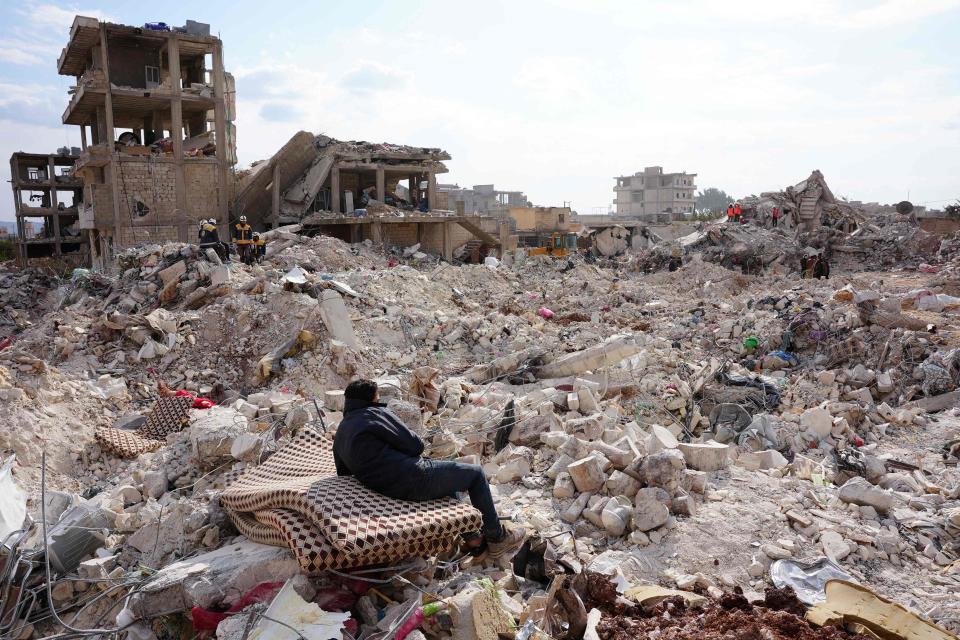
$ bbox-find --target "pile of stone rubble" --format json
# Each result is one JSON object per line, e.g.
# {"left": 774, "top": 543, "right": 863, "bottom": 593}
{"left": 0, "top": 219, "right": 958, "bottom": 639}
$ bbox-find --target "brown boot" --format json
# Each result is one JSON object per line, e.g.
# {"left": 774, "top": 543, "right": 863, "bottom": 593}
{"left": 486, "top": 523, "right": 527, "bottom": 565}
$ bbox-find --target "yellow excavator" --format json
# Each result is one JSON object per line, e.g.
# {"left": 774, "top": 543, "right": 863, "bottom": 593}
{"left": 529, "top": 232, "right": 580, "bottom": 258}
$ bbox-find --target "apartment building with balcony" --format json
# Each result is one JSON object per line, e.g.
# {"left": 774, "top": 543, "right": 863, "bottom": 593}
{"left": 56, "top": 16, "right": 236, "bottom": 269}
{"left": 613, "top": 166, "right": 697, "bottom": 223}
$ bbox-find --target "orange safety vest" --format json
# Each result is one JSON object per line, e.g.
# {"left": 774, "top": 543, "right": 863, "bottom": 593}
{"left": 234, "top": 223, "right": 253, "bottom": 244}
{"left": 727, "top": 206, "right": 734, "bottom": 218}
{"left": 734, "top": 203, "right": 742, "bottom": 217}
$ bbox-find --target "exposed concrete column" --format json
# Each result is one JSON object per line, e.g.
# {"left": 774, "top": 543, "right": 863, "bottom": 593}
{"left": 427, "top": 171, "right": 437, "bottom": 211}
{"left": 499, "top": 220, "right": 510, "bottom": 257}
{"left": 371, "top": 220, "right": 383, "bottom": 248}
{"left": 375, "top": 167, "right": 385, "bottom": 203}
{"left": 442, "top": 221, "right": 453, "bottom": 262}
{"left": 271, "top": 162, "right": 280, "bottom": 229}
{"left": 80, "top": 125, "right": 87, "bottom": 150}
{"left": 168, "top": 36, "right": 189, "bottom": 242}
{"left": 408, "top": 173, "right": 419, "bottom": 204}
{"left": 212, "top": 41, "right": 229, "bottom": 225}
{"left": 93, "top": 106, "right": 107, "bottom": 145}
{"left": 99, "top": 24, "right": 122, "bottom": 251}
{"left": 48, "top": 156, "right": 61, "bottom": 256}
{"left": 330, "top": 167, "right": 341, "bottom": 214}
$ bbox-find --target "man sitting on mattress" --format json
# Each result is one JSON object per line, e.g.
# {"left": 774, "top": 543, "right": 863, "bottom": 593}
{"left": 333, "top": 379, "right": 525, "bottom": 562}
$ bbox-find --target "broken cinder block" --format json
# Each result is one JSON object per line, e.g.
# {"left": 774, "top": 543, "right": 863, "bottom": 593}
{"left": 567, "top": 455, "right": 608, "bottom": 493}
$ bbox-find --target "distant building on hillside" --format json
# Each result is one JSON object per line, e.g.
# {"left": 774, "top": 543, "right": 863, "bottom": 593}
{"left": 614, "top": 166, "right": 697, "bottom": 222}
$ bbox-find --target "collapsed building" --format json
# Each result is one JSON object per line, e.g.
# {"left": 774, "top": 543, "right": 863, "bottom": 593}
{"left": 2, "top": 14, "right": 960, "bottom": 640}
{"left": 9, "top": 150, "right": 85, "bottom": 263}
{"left": 739, "top": 170, "right": 864, "bottom": 233}
{"left": 234, "top": 131, "right": 507, "bottom": 261}
{"left": 10, "top": 15, "right": 235, "bottom": 271}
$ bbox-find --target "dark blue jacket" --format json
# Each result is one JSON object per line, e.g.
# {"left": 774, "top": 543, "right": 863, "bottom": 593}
{"left": 333, "top": 398, "right": 427, "bottom": 495}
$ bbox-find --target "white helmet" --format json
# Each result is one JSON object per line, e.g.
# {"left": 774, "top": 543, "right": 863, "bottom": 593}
{"left": 239, "top": 215, "right": 247, "bottom": 223}
{"left": 208, "top": 218, "right": 217, "bottom": 224}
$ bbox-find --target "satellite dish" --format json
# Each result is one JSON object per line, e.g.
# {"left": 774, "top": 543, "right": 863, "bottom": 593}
{"left": 895, "top": 201, "right": 914, "bottom": 215}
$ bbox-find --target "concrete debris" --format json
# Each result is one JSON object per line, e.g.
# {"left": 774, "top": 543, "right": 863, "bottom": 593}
{"left": 2, "top": 152, "right": 960, "bottom": 640}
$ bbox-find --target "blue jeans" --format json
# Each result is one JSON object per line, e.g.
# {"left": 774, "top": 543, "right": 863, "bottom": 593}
{"left": 400, "top": 460, "right": 503, "bottom": 539}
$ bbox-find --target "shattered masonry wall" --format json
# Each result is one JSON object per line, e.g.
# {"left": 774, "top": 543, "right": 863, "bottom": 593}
{"left": 94, "top": 160, "right": 222, "bottom": 243}
{"left": 115, "top": 161, "right": 177, "bottom": 218}
{"left": 379, "top": 223, "right": 419, "bottom": 248}
{"left": 117, "top": 225, "right": 179, "bottom": 246}
{"left": 919, "top": 218, "right": 960, "bottom": 235}
{"left": 185, "top": 164, "right": 220, "bottom": 218}
{"left": 89, "top": 183, "right": 114, "bottom": 229}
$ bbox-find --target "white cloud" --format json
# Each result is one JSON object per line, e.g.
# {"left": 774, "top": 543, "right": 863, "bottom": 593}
{"left": 0, "top": 46, "right": 44, "bottom": 66}
{"left": 513, "top": 56, "right": 592, "bottom": 103}
{"left": 340, "top": 62, "right": 408, "bottom": 93}
{"left": 0, "top": 3, "right": 113, "bottom": 66}
{"left": 22, "top": 2, "right": 111, "bottom": 29}
{"left": 3, "top": 1, "right": 958, "bottom": 213}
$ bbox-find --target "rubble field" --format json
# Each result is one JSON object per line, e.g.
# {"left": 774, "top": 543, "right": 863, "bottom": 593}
{"left": 1, "top": 215, "right": 958, "bottom": 640}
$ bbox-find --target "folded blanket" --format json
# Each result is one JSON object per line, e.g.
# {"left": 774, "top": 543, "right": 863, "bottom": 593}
{"left": 95, "top": 396, "right": 193, "bottom": 458}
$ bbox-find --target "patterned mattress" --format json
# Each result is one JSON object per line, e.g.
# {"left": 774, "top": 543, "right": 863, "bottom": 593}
{"left": 94, "top": 396, "right": 193, "bottom": 458}
{"left": 221, "top": 430, "right": 482, "bottom": 572}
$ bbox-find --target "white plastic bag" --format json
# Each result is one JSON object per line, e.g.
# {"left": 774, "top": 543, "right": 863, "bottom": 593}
{"left": 0, "top": 455, "right": 26, "bottom": 541}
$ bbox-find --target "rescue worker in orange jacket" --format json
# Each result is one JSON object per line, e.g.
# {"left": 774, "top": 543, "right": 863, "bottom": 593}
{"left": 233, "top": 215, "right": 254, "bottom": 265}
{"left": 727, "top": 203, "right": 735, "bottom": 222}
{"left": 253, "top": 232, "right": 266, "bottom": 264}
{"left": 734, "top": 202, "right": 743, "bottom": 223}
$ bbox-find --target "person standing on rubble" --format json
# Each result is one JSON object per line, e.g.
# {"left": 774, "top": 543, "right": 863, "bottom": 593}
{"left": 726, "top": 203, "right": 735, "bottom": 223}
{"left": 253, "top": 232, "right": 266, "bottom": 264}
{"left": 333, "top": 379, "right": 527, "bottom": 563}
{"left": 199, "top": 218, "right": 228, "bottom": 262}
{"left": 734, "top": 202, "right": 743, "bottom": 223}
{"left": 771, "top": 206, "right": 781, "bottom": 228}
{"left": 233, "top": 215, "right": 254, "bottom": 265}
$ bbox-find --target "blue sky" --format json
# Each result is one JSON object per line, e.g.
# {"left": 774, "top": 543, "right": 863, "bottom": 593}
{"left": 1, "top": 0, "right": 959, "bottom": 220}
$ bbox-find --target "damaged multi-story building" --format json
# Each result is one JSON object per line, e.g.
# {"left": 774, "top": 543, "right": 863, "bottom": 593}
{"left": 614, "top": 166, "right": 697, "bottom": 222}
{"left": 13, "top": 16, "right": 236, "bottom": 270}
{"left": 9, "top": 149, "right": 86, "bottom": 264}
{"left": 437, "top": 183, "right": 531, "bottom": 216}
{"left": 234, "top": 131, "right": 507, "bottom": 261}
{"left": 9, "top": 14, "right": 512, "bottom": 268}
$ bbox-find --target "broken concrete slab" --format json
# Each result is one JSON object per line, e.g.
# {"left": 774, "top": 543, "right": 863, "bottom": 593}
{"left": 647, "top": 424, "right": 679, "bottom": 453}
{"left": 535, "top": 335, "right": 641, "bottom": 379}
{"left": 318, "top": 289, "right": 358, "bottom": 349}
{"left": 821, "top": 530, "right": 852, "bottom": 562}
{"left": 838, "top": 477, "right": 894, "bottom": 513}
{"left": 633, "top": 488, "right": 670, "bottom": 531}
{"left": 677, "top": 441, "right": 731, "bottom": 472}
{"left": 157, "top": 260, "right": 186, "bottom": 287}
{"left": 640, "top": 449, "right": 686, "bottom": 494}
{"left": 190, "top": 407, "right": 248, "bottom": 467}
{"left": 567, "top": 455, "right": 607, "bottom": 493}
